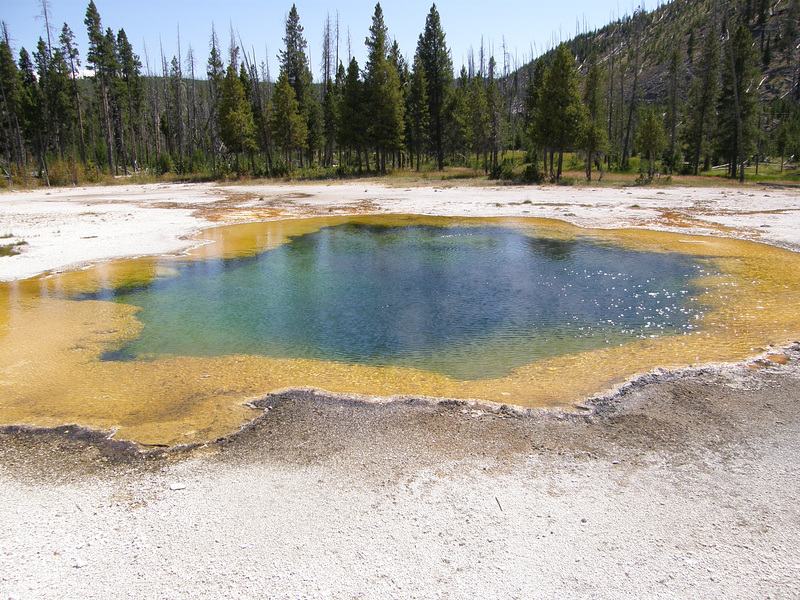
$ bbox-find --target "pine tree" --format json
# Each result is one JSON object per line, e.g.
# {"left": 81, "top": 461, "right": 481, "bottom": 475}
{"left": 116, "top": 28, "right": 142, "bottom": 171}
{"left": 523, "top": 60, "right": 546, "bottom": 174}
{"left": 406, "top": 52, "right": 429, "bottom": 170}
{"left": 683, "top": 28, "right": 719, "bottom": 174}
{"left": 337, "top": 57, "right": 366, "bottom": 171}
{"left": 364, "top": 3, "right": 405, "bottom": 172}
{"left": 206, "top": 26, "right": 224, "bottom": 176}
{"left": 84, "top": 0, "right": 116, "bottom": 174}
{"left": 466, "top": 72, "right": 489, "bottom": 171}
{"left": 270, "top": 70, "right": 307, "bottom": 166}
{"left": 636, "top": 108, "right": 666, "bottom": 177}
{"left": 388, "top": 39, "right": 410, "bottom": 169}
{"left": 416, "top": 3, "right": 453, "bottom": 171}
{"left": 536, "top": 43, "right": 584, "bottom": 180}
{"left": 485, "top": 57, "right": 501, "bottom": 170}
{"left": 321, "top": 78, "right": 338, "bottom": 167}
{"left": 665, "top": 47, "right": 681, "bottom": 173}
{"left": 168, "top": 54, "right": 185, "bottom": 173}
{"left": 103, "top": 27, "right": 128, "bottom": 176}
{"left": 279, "top": 5, "right": 316, "bottom": 166}
{"left": 59, "top": 24, "right": 86, "bottom": 165}
{"left": 0, "top": 40, "right": 27, "bottom": 186}
{"left": 717, "top": 23, "right": 759, "bottom": 181}
{"left": 33, "top": 38, "right": 56, "bottom": 184}
{"left": 621, "top": 16, "right": 642, "bottom": 168}
{"left": 218, "top": 63, "right": 256, "bottom": 173}
{"left": 325, "top": 60, "right": 348, "bottom": 168}
{"left": 46, "top": 48, "right": 75, "bottom": 164}
{"left": 19, "top": 45, "right": 48, "bottom": 182}
{"left": 444, "top": 67, "right": 469, "bottom": 165}
{"left": 0, "top": 40, "right": 22, "bottom": 188}
{"left": 581, "top": 52, "right": 608, "bottom": 180}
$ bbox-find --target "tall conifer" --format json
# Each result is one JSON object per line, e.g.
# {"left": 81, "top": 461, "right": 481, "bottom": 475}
{"left": 279, "top": 5, "right": 316, "bottom": 166}
{"left": 364, "top": 3, "right": 404, "bottom": 172}
{"left": 581, "top": 52, "right": 608, "bottom": 180}
{"left": 416, "top": 3, "right": 452, "bottom": 170}
{"left": 84, "top": 1, "right": 115, "bottom": 174}
{"left": 270, "top": 70, "right": 307, "bottom": 165}
{"left": 218, "top": 63, "right": 256, "bottom": 173}
{"left": 536, "top": 44, "right": 583, "bottom": 180}
{"left": 683, "top": 25, "right": 719, "bottom": 174}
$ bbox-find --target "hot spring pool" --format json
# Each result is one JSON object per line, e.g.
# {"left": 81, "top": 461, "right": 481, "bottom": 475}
{"left": 2, "top": 215, "right": 799, "bottom": 446}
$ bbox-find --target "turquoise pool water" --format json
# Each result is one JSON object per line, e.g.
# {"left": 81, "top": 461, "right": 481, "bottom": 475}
{"left": 87, "top": 221, "right": 712, "bottom": 380}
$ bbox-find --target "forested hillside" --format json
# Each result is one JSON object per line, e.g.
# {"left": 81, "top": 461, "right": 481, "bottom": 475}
{"left": 1, "top": 0, "right": 799, "bottom": 187}
{"left": 511, "top": 0, "right": 800, "bottom": 179}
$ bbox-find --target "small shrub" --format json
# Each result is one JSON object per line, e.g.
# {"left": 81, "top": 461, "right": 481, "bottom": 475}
{"left": 524, "top": 148, "right": 538, "bottom": 164}
{"left": 155, "top": 153, "right": 173, "bottom": 175}
{"left": 520, "top": 164, "right": 544, "bottom": 184}
{"left": 83, "top": 159, "right": 102, "bottom": 183}
{"left": 567, "top": 153, "right": 584, "bottom": 171}
{"left": 47, "top": 157, "right": 88, "bottom": 186}
{"left": 489, "top": 161, "right": 514, "bottom": 181}
{"left": 190, "top": 148, "right": 207, "bottom": 173}
{"left": 270, "top": 159, "right": 290, "bottom": 178}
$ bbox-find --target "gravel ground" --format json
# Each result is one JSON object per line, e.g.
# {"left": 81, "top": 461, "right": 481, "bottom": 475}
{"left": 2, "top": 347, "right": 799, "bottom": 599}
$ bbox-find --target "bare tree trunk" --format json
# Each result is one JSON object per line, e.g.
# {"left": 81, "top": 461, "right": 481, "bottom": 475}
{"left": 38, "top": 136, "right": 50, "bottom": 186}
{"left": 0, "top": 74, "right": 16, "bottom": 187}
{"left": 668, "top": 50, "right": 679, "bottom": 174}
{"left": 607, "top": 49, "right": 614, "bottom": 151}
{"left": 100, "top": 77, "right": 116, "bottom": 175}
{"left": 728, "top": 38, "right": 746, "bottom": 184}
{"left": 67, "top": 54, "right": 86, "bottom": 164}
{"left": 622, "top": 40, "right": 640, "bottom": 167}
{"left": 1, "top": 132, "right": 11, "bottom": 188}
{"left": 176, "top": 31, "right": 184, "bottom": 174}
{"left": 586, "top": 150, "right": 593, "bottom": 181}
{"left": 70, "top": 125, "right": 77, "bottom": 185}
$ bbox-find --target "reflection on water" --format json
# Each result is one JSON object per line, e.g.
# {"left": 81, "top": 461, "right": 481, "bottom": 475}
{"left": 1, "top": 214, "right": 800, "bottom": 446}
{"left": 90, "top": 223, "right": 710, "bottom": 380}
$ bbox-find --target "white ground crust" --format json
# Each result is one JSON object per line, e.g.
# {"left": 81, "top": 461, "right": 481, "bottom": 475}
{"left": 2, "top": 181, "right": 800, "bottom": 281}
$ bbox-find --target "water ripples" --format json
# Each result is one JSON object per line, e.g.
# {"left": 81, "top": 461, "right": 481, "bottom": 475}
{"left": 88, "top": 223, "right": 716, "bottom": 380}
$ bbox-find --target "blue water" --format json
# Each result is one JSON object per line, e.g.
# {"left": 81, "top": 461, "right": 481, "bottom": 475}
{"left": 88, "top": 222, "right": 710, "bottom": 380}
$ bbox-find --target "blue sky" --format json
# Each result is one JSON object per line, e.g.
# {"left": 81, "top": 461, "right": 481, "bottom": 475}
{"left": 3, "top": 0, "right": 654, "bottom": 77}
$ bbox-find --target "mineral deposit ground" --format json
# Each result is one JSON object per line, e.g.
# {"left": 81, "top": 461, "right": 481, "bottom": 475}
{"left": 1, "top": 181, "right": 799, "bottom": 599}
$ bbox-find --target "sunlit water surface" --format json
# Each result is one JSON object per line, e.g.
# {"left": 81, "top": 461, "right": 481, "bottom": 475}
{"left": 91, "top": 222, "right": 709, "bottom": 380}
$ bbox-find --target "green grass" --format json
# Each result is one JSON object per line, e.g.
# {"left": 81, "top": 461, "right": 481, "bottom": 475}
{"left": 3, "top": 153, "right": 798, "bottom": 192}
{"left": 0, "top": 236, "right": 26, "bottom": 257}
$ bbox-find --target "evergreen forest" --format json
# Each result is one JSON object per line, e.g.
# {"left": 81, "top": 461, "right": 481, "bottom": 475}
{"left": 1, "top": 0, "right": 800, "bottom": 188}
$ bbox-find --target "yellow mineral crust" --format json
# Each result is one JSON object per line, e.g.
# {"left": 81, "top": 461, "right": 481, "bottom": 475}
{"left": 2, "top": 216, "right": 799, "bottom": 446}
